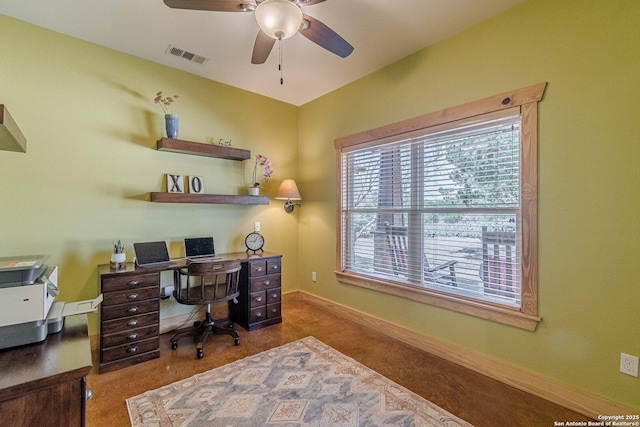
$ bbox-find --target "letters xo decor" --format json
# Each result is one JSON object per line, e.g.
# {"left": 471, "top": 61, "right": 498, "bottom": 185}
{"left": 165, "top": 175, "right": 205, "bottom": 194}
{"left": 188, "top": 176, "right": 204, "bottom": 194}
{"left": 167, "top": 174, "right": 184, "bottom": 193}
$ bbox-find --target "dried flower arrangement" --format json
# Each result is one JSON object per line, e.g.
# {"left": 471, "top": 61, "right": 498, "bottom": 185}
{"left": 154, "top": 91, "right": 179, "bottom": 115}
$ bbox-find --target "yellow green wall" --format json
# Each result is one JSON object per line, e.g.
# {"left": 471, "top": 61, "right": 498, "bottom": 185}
{"left": 0, "top": 15, "right": 299, "bottom": 333}
{"left": 298, "top": 0, "right": 640, "bottom": 409}
{"left": 1, "top": 0, "right": 638, "bottom": 411}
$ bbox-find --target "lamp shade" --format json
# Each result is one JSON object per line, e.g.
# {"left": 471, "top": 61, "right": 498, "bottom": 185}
{"left": 275, "top": 179, "right": 301, "bottom": 200}
{"left": 255, "top": 0, "right": 303, "bottom": 40}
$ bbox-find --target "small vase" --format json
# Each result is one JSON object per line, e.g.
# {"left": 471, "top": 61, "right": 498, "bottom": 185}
{"left": 248, "top": 187, "right": 260, "bottom": 196}
{"left": 165, "top": 114, "right": 179, "bottom": 139}
{"left": 110, "top": 252, "right": 126, "bottom": 269}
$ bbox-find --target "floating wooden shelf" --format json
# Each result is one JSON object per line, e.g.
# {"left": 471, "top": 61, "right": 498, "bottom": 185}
{"left": 0, "top": 105, "right": 26, "bottom": 153}
{"left": 156, "top": 138, "right": 250, "bottom": 161}
{"left": 150, "top": 192, "right": 269, "bottom": 205}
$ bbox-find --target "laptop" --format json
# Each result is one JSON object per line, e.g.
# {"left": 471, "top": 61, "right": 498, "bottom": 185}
{"left": 184, "top": 237, "right": 217, "bottom": 260}
{"left": 133, "top": 241, "right": 171, "bottom": 268}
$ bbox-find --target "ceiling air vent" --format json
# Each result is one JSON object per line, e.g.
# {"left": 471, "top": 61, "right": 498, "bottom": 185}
{"left": 165, "top": 45, "right": 209, "bottom": 65}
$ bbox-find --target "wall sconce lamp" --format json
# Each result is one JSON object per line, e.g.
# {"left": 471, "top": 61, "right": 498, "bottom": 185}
{"left": 275, "top": 179, "right": 301, "bottom": 213}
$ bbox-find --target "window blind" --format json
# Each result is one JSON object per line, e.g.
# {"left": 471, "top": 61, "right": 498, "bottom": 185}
{"left": 341, "top": 112, "right": 522, "bottom": 307}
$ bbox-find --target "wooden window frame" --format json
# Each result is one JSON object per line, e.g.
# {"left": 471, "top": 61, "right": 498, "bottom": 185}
{"left": 334, "top": 83, "right": 546, "bottom": 331}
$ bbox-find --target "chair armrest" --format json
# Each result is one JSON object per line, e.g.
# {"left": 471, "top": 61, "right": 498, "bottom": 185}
{"left": 426, "top": 260, "right": 457, "bottom": 273}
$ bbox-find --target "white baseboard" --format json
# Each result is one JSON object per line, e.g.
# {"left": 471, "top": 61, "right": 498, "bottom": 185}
{"left": 287, "top": 291, "right": 637, "bottom": 418}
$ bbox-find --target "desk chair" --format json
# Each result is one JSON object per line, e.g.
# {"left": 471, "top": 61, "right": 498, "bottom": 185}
{"left": 170, "top": 259, "right": 241, "bottom": 359}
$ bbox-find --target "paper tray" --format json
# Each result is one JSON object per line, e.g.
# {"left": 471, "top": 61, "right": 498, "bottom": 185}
{"left": 62, "top": 294, "right": 103, "bottom": 316}
{"left": 47, "top": 294, "right": 103, "bottom": 320}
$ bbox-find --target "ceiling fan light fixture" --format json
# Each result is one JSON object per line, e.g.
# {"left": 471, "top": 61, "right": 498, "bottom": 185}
{"left": 255, "top": 0, "right": 303, "bottom": 40}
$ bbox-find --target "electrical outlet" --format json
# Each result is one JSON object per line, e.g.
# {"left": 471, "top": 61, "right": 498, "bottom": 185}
{"left": 620, "top": 353, "right": 639, "bottom": 377}
{"left": 312, "top": 271, "right": 317, "bottom": 282}
{"left": 254, "top": 221, "right": 260, "bottom": 232}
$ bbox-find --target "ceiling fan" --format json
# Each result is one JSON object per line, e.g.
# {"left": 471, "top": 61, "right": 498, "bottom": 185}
{"left": 163, "top": 0, "right": 354, "bottom": 65}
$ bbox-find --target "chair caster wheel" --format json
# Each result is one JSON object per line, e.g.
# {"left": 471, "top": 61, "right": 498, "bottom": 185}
{"left": 197, "top": 349, "right": 204, "bottom": 359}
{"left": 234, "top": 338, "right": 241, "bottom": 346}
{"left": 171, "top": 342, "right": 178, "bottom": 350}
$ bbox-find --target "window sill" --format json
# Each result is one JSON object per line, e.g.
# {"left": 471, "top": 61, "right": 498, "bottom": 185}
{"left": 335, "top": 270, "right": 541, "bottom": 331}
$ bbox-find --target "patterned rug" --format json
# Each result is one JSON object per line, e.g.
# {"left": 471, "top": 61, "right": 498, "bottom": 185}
{"left": 126, "top": 336, "right": 473, "bottom": 426}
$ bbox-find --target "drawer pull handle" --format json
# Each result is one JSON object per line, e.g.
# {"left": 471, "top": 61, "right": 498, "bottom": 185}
{"left": 272, "top": 265, "right": 279, "bottom": 270}
{"left": 270, "top": 293, "right": 278, "bottom": 298}
{"left": 127, "top": 293, "right": 139, "bottom": 300}
{"left": 263, "top": 280, "right": 270, "bottom": 286}
{"left": 255, "top": 267, "right": 263, "bottom": 272}
{"left": 128, "top": 280, "right": 139, "bottom": 286}
{"left": 127, "top": 320, "right": 138, "bottom": 326}
{"left": 271, "top": 308, "right": 278, "bottom": 313}
{"left": 255, "top": 297, "right": 262, "bottom": 303}
{"left": 127, "top": 346, "right": 138, "bottom": 353}
{"left": 256, "top": 312, "right": 263, "bottom": 318}
{"left": 128, "top": 333, "right": 138, "bottom": 340}
{"left": 128, "top": 306, "right": 139, "bottom": 313}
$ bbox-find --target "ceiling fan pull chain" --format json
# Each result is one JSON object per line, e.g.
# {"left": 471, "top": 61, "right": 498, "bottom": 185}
{"left": 279, "top": 39, "right": 284, "bottom": 85}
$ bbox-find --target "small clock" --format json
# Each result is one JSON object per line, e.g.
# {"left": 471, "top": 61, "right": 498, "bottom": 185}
{"left": 245, "top": 232, "right": 265, "bottom": 253}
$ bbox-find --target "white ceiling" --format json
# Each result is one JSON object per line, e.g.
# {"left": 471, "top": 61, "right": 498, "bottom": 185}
{"left": 0, "top": 0, "right": 525, "bottom": 106}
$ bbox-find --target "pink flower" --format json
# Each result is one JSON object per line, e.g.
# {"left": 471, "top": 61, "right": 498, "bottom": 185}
{"left": 252, "top": 154, "right": 273, "bottom": 186}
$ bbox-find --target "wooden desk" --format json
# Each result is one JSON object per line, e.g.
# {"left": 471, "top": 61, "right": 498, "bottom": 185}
{"left": 0, "top": 315, "right": 92, "bottom": 427}
{"left": 97, "top": 251, "right": 282, "bottom": 373}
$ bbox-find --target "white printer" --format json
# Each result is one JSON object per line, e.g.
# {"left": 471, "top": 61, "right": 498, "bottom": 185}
{"left": 0, "top": 254, "right": 102, "bottom": 350}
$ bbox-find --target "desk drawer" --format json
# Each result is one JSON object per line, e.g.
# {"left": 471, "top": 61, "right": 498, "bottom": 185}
{"left": 249, "top": 291, "right": 266, "bottom": 309}
{"left": 266, "top": 302, "right": 281, "bottom": 319}
{"left": 248, "top": 288, "right": 280, "bottom": 308}
{"left": 102, "top": 273, "right": 159, "bottom": 293}
{"left": 101, "top": 299, "right": 159, "bottom": 321}
{"left": 249, "top": 307, "right": 266, "bottom": 323}
{"left": 101, "top": 325, "right": 158, "bottom": 348}
{"left": 102, "top": 312, "right": 158, "bottom": 335}
{"left": 101, "top": 337, "right": 159, "bottom": 363}
{"left": 250, "top": 274, "right": 281, "bottom": 292}
{"left": 102, "top": 286, "right": 158, "bottom": 306}
{"left": 266, "top": 258, "right": 281, "bottom": 274}
{"left": 249, "top": 303, "right": 280, "bottom": 323}
{"left": 249, "top": 260, "right": 267, "bottom": 277}
{"left": 266, "top": 288, "right": 281, "bottom": 304}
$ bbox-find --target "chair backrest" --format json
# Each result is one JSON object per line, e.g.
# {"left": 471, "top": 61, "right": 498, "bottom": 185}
{"left": 385, "top": 222, "right": 445, "bottom": 283}
{"left": 173, "top": 259, "right": 241, "bottom": 306}
{"left": 481, "top": 226, "right": 517, "bottom": 295}
{"left": 385, "top": 222, "right": 408, "bottom": 275}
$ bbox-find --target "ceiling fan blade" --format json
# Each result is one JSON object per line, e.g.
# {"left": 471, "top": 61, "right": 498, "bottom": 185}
{"left": 299, "top": 14, "right": 354, "bottom": 58}
{"left": 163, "top": 0, "right": 256, "bottom": 12}
{"left": 252, "top": 30, "right": 276, "bottom": 64}
{"left": 296, "top": 0, "right": 327, "bottom": 5}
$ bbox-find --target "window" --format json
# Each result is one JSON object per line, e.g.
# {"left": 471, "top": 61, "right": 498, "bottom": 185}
{"left": 335, "top": 83, "right": 546, "bottom": 330}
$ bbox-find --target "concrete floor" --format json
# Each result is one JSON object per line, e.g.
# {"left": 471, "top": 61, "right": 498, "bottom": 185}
{"left": 87, "top": 295, "right": 591, "bottom": 426}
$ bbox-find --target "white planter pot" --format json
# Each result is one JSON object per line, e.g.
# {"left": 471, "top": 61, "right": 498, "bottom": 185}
{"left": 248, "top": 187, "right": 260, "bottom": 196}
{"left": 110, "top": 252, "right": 126, "bottom": 269}
{"left": 111, "top": 253, "right": 126, "bottom": 263}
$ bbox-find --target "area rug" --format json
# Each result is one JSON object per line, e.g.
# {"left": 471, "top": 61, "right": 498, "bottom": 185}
{"left": 126, "top": 336, "right": 473, "bottom": 426}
